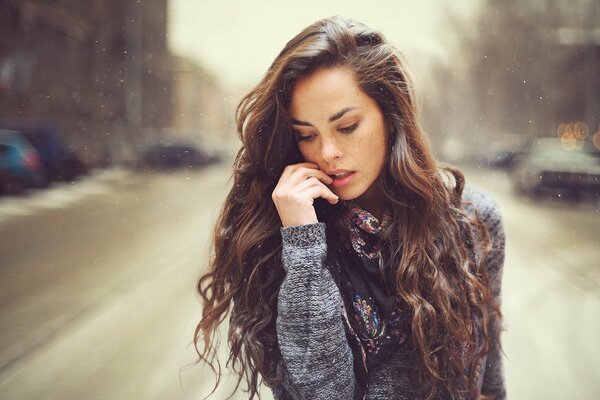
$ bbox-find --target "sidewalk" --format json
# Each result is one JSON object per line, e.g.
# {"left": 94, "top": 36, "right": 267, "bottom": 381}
{"left": 0, "top": 167, "right": 134, "bottom": 223}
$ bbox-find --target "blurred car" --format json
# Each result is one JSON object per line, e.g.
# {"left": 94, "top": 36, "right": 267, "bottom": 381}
{"left": 487, "top": 150, "right": 523, "bottom": 170}
{"left": 472, "top": 134, "right": 528, "bottom": 170}
{"left": 0, "top": 129, "right": 46, "bottom": 194}
{"left": 512, "top": 138, "right": 600, "bottom": 200}
{"left": 139, "top": 141, "right": 220, "bottom": 169}
{"left": 0, "top": 119, "right": 87, "bottom": 182}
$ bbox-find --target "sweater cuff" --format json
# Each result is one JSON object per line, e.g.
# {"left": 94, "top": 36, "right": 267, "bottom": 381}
{"left": 280, "top": 222, "right": 326, "bottom": 248}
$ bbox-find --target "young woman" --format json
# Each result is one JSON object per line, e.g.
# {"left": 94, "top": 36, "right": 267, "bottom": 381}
{"left": 194, "top": 16, "right": 505, "bottom": 400}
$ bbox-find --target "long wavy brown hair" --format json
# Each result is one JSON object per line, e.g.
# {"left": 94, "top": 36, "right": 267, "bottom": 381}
{"left": 194, "top": 16, "right": 501, "bottom": 399}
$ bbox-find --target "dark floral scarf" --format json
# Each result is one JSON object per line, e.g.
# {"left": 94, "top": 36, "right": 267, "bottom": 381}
{"left": 325, "top": 203, "right": 485, "bottom": 399}
{"left": 336, "top": 201, "right": 411, "bottom": 371}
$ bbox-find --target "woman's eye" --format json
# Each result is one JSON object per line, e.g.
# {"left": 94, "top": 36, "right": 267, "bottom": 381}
{"left": 296, "top": 134, "right": 315, "bottom": 142}
{"left": 339, "top": 123, "right": 358, "bottom": 134}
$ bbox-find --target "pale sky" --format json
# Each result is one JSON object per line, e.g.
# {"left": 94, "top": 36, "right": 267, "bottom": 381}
{"left": 168, "top": 0, "right": 482, "bottom": 91}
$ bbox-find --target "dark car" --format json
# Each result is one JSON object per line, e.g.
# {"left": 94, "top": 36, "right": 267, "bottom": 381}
{"left": 0, "top": 119, "right": 87, "bottom": 182}
{"left": 139, "top": 141, "right": 220, "bottom": 169}
{"left": 512, "top": 138, "right": 600, "bottom": 200}
{"left": 0, "top": 129, "right": 46, "bottom": 194}
{"left": 474, "top": 134, "right": 528, "bottom": 170}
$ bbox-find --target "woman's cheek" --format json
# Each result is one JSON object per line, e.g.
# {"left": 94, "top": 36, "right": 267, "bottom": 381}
{"left": 298, "top": 146, "right": 314, "bottom": 163}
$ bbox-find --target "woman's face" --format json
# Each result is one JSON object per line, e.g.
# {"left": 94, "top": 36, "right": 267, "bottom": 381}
{"left": 289, "top": 67, "right": 388, "bottom": 211}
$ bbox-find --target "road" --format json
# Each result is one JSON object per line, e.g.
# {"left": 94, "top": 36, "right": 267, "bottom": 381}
{"left": 0, "top": 163, "right": 598, "bottom": 399}
{"left": 0, "top": 164, "right": 261, "bottom": 400}
{"left": 464, "top": 166, "right": 600, "bottom": 400}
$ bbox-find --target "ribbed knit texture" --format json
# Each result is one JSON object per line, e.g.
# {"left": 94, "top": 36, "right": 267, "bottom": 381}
{"left": 272, "top": 185, "right": 505, "bottom": 400}
{"left": 276, "top": 223, "right": 356, "bottom": 399}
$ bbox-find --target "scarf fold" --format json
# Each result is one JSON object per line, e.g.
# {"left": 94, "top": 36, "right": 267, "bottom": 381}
{"left": 336, "top": 201, "right": 410, "bottom": 371}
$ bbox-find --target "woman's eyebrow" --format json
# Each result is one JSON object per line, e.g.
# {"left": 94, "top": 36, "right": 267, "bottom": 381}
{"left": 291, "top": 107, "right": 357, "bottom": 126}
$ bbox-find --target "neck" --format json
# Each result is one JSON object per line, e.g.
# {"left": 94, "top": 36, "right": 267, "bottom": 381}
{"left": 355, "top": 178, "right": 386, "bottom": 221}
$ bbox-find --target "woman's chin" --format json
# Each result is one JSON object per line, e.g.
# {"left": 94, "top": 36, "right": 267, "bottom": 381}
{"left": 335, "top": 190, "right": 363, "bottom": 202}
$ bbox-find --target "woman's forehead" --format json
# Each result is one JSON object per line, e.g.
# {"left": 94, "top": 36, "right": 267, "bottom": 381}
{"left": 289, "top": 68, "right": 368, "bottom": 120}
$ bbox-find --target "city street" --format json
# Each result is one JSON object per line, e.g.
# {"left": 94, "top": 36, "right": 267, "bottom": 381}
{"left": 0, "top": 163, "right": 598, "bottom": 399}
{"left": 464, "top": 167, "right": 600, "bottom": 399}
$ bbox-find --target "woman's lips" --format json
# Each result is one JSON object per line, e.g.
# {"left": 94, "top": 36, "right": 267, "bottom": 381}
{"left": 330, "top": 171, "right": 356, "bottom": 188}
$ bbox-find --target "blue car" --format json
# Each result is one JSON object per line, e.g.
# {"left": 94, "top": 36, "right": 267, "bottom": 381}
{"left": 0, "top": 120, "right": 87, "bottom": 182}
{"left": 0, "top": 129, "right": 46, "bottom": 194}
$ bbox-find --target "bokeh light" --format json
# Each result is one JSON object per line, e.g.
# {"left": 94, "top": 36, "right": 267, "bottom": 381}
{"left": 593, "top": 126, "right": 600, "bottom": 151}
{"left": 558, "top": 121, "right": 588, "bottom": 151}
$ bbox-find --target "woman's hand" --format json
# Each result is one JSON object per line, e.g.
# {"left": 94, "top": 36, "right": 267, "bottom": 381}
{"left": 272, "top": 162, "right": 339, "bottom": 227}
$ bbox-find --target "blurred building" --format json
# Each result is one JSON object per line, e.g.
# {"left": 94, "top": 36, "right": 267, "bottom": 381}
{"left": 170, "top": 55, "right": 232, "bottom": 139}
{"left": 552, "top": 28, "right": 600, "bottom": 139}
{"left": 0, "top": 0, "right": 172, "bottom": 165}
{"left": 427, "top": 0, "right": 600, "bottom": 163}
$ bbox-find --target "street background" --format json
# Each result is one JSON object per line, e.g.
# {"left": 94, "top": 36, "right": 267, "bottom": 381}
{"left": 0, "top": 163, "right": 598, "bottom": 399}
{"left": 1, "top": 1, "right": 599, "bottom": 399}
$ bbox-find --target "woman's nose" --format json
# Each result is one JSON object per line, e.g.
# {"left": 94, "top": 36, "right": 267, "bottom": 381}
{"left": 320, "top": 137, "right": 342, "bottom": 162}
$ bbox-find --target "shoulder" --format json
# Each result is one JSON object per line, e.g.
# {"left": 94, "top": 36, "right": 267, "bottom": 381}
{"left": 438, "top": 167, "right": 503, "bottom": 238}
{"left": 461, "top": 185, "right": 503, "bottom": 239}
{"left": 461, "top": 185, "right": 505, "bottom": 293}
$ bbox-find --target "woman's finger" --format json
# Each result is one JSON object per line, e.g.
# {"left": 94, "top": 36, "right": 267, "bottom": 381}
{"left": 293, "top": 176, "right": 325, "bottom": 191}
{"left": 304, "top": 184, "right": 339, "bottom": 205}
{"left": 288, "top": 166, "right": 333, "bottom": 186}
{"left": 279, "top": 162, "right": 319, "bottom": 181}
{"left": 272, "top": 162, "right": 337, "bottom": 226}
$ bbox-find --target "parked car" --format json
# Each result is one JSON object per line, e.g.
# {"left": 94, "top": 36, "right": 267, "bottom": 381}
{"left": 139, "top": 141, "right": 220, "bottom": 169}
{"left": 0, "top": 119, "right": 87, "bottom": 182}
{"left": 472, "top": 134, "right": 528, "bottom": 170}
{"left": 512, "top": 138, "right": 600, "bottom": 200}
{"left": 487, "top": 150, "right": 524, "bottom": 170}
{"left": 0, "top": 129, "right": 46, "bottom": 194}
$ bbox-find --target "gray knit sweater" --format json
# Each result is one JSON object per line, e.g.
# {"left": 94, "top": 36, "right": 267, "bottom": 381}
{"left": 271, "top": 186, "right": 506, "bottom": 400}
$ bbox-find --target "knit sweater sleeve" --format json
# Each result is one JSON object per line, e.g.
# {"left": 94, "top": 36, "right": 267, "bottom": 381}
{"left": 274, "top": 222, "right": 356, "bottom": 400}
{"left": 463, "top": 186, "right": 506, "bottom": 400}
